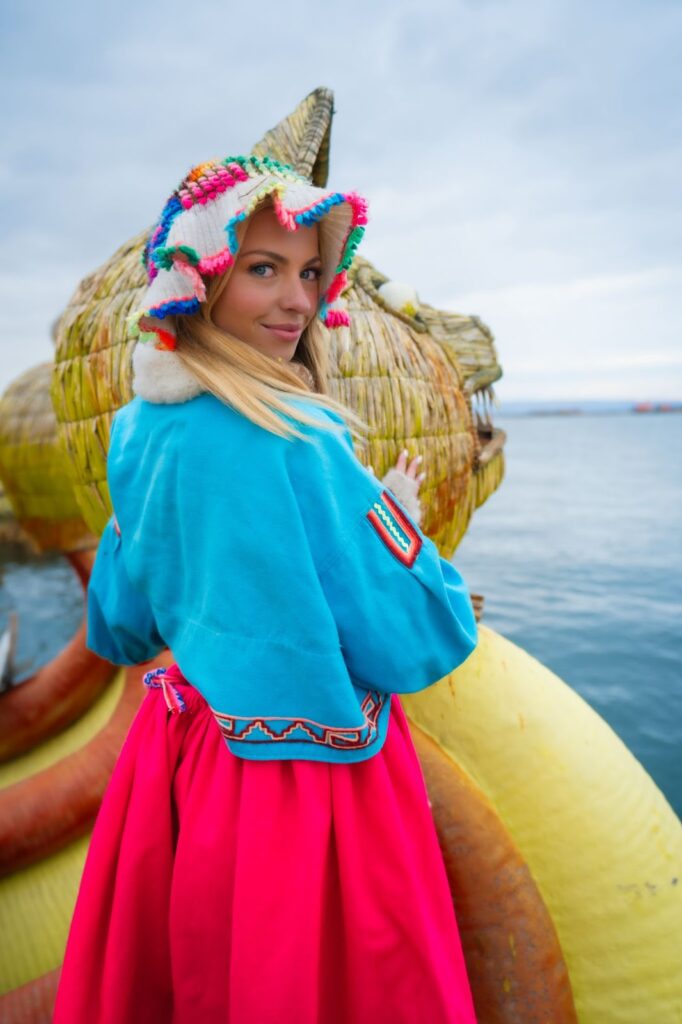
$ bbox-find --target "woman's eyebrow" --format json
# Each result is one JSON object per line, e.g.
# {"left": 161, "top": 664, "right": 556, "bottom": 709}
{"left": 239, "top": 248, "right": 322, "bottom": 266}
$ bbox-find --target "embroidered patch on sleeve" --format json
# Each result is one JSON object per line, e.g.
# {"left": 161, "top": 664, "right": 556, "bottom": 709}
{"left": 366, "top": 490, "right": 423, "bottom": 568}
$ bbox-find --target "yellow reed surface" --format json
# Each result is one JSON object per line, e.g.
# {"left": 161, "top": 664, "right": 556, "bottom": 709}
{"left": 0, "top": 835, "right": 89, "bottom": 992}
{"left": 402, "top": 624, "right": 682, "bottom": 1024}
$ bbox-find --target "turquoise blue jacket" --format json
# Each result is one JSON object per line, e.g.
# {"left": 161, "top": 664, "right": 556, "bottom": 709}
{"left": 88, "top": 393, "right": 478, "bottom": 763}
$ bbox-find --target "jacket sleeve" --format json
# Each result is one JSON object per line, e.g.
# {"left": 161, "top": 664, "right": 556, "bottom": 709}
{"left": 293, "top": 406, "right": 479, "bottom": 694}
{"left": 317, "top": 490, "right": 478, "bottom": 694}
{"left": 86, "top": 516, "right": 166, "bottom": 666}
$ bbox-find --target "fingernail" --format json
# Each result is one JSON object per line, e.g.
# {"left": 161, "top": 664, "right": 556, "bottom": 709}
{"left": 418, "top": 472, "right": 426, "bottom": 481}
{"left": 402, "top": 449, "right": 408, "bottom": 457}
{"left": 416, "top": 455, "right": 423, "bottom": 463}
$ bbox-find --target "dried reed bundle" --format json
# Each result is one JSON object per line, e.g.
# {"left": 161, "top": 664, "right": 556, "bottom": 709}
{"left": 328, "top": 260, "right": 505, "bottom": 553}
{"left": 51, "top": 232, "right": 146, "bottom": 533}
{"left": 0, "top": 364, "right": 96, "bottom": 553}
{"left": 251, "top": 86, "right": 333, "bottom": 186}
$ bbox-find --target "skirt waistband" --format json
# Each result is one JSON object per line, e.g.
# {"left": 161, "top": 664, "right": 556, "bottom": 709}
{"left": 142, "top": 663, "right": 391, "bottom": 756}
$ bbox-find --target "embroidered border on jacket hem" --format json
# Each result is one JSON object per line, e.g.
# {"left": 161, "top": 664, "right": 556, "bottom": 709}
{"left": 210, "top": 690, "right": 386, "bottom": 749}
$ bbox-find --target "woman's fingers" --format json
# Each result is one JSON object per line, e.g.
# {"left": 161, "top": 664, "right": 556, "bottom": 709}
{"left": 375, "top": 451, "right": 427, "bottom": 491}
{"left": 396, "top": 449, "right": 424, "bottom": 479}
{"left": 391, "top": 450, "right": 427, "bottom": 494}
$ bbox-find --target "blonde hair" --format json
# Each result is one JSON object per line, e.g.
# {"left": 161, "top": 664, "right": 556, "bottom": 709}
{"left": 173, "top": 215, "right": 370, "bottom": 450}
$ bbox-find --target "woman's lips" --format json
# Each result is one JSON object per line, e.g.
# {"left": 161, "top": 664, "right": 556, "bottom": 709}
{"left": 263, "top": 324, "right": 303, "bottom": 342}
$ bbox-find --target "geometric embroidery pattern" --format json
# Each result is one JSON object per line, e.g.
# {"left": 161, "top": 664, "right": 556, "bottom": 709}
{"left": 211, "top": 689, "right": 387, "bottom": 750}
{"left": 366, "top": 489, "right": 422, "bottom": 568}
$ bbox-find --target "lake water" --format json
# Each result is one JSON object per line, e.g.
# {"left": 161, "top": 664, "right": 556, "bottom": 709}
{"left": 455, "top": 411, "right": 682, "bottom": 818}
{"left": 1, "top": 411, "right": 680, "bottom": 816}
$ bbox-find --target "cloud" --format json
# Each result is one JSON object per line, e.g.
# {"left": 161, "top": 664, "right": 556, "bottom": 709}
{"left": 0, "top": 0, "right": 680, "bottom": 400}
{"left": 445, "top": 264, "right": 682, "bottom": 400}
{"left": 448, "top": 264, "right": 682, "bottom": 309}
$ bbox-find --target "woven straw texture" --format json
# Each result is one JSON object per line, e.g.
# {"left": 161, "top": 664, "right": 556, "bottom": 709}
{"left": 0, "top": 364, "right": 96, "bottom": 553}
{"left": 251, "top": 86, "right": 333, "bottom": 186}
{"left": 51, "top": 232, "right": 147, "bottom": 533}
{"left": 51, "top": 88, "right": 504, "bottom": 556}
{"left": 330, "top": 260, "right": 503, "bottom": 553}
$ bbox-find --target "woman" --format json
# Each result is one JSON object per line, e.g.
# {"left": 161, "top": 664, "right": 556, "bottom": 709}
{"left": 53, "top": 154, "right": 479, "bottom": 1023}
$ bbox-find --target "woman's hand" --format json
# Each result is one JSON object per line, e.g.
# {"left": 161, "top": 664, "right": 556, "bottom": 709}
{"left": 368, "top": 449, "right": 427, "bottom": 526}
{"left": 368, "top": 449, "right": 426, "bottom": 490}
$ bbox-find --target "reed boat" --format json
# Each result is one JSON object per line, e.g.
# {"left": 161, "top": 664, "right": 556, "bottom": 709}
{"left": 0, "top": 88, "right": 679, "bottom": 1024}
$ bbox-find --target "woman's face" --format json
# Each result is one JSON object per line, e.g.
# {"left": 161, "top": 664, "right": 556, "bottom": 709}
{"left": 211, "top": 206, "right": 322, "bottom": 362}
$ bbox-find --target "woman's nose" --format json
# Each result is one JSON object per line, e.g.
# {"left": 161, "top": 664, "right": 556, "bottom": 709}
{"left": 280, "top": 273, "right": 317, "bottom": 314}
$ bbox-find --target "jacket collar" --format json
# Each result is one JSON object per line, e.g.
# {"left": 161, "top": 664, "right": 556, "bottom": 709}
{"left": 132, "top": 341, "right": 204, "bottom": 404}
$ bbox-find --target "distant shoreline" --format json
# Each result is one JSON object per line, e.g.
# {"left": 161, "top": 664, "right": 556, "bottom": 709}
{"left": 495, "top": 401, "right": 682, "bottom": 418}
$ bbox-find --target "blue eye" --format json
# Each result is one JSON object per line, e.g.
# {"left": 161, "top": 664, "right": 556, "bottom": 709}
{"left": 302, "top": 267, "right": 322, "bottom": 282}
{"left": 249, "top": 263, "right": 274, "bottom": 277}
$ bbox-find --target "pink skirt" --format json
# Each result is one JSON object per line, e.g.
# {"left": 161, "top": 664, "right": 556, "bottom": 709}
{"left": 53, "top": 666, "right": 477, "bottom": 1023}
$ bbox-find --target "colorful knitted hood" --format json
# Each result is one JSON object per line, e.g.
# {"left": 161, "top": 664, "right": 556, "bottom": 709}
{"left": 131, "top": 154, "right": 368, "bottom": 356}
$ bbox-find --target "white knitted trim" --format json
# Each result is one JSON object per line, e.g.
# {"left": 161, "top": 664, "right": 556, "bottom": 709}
{"left": 380, "top": 467, "right": 424, "bottom": 526}
{"left": 131, "top": 342, "right": 203, "bottom": 404}
{"left": 141, "top": 174, "right": 354, "bottom": 323}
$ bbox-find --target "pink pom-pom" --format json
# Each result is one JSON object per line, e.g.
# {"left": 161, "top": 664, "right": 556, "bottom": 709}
{"left": 350, "top": 195, "right": 366, "bottom": 226}
{"left": 344, "top": 192, "right": 369, "bottom": 227}
{"left": 324, "top": 309, "right": 351, "bottom": 328}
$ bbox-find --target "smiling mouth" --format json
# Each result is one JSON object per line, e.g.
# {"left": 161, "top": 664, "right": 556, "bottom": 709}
{"left": 262, "top": 324, "right": 304, "bottom": 340}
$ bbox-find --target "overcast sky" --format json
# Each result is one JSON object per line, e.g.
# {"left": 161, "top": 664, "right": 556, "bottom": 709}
{"left": 1, "top": 0, "right": 680, "bottom": 402}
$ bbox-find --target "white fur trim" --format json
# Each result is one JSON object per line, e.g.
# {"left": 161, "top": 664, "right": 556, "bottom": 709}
{"left": 380, "top": 467, "right": 424, "bottom": 526}
{"left": 131, "top": 342, "right": 204, "bottom": 404}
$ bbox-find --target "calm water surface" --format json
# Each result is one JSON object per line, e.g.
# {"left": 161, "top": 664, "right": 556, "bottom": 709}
{"left": 455, "top": 412, "right": 682, "bottom": 817}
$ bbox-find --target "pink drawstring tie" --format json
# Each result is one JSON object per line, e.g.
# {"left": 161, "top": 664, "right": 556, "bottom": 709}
{"left": 143, "top": 665, "right": 188, "bottom": 714}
